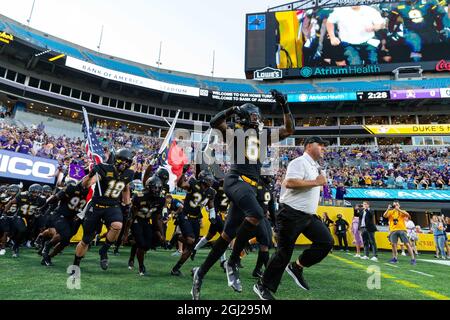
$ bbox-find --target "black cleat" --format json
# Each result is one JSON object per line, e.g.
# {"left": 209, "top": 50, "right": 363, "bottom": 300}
{"left": 286, "top": 262, "right": 309, "bottom": 291}
{"left": 191, "top": 267, "right": 202, "bottom": 300}
{"left": 253, "top": 281, "right": 275, "bottom": 300}
{"left": 99, "top": 247, "right": 109, "bottom": 271}
{"left": 41, "top": 256, "right": 53, "bottom": 266}
{"left": 190, "top": 249, "right": 197, "bottom": 261}
{"left": 252, "top": 269, "right": 263, "bottom": 279}
{"left": 139, "top": 265, "right": 146, "bottom": 276}
{"left": 171, "top": 268, "right": 182, "bottom": 276}
{"left": 224, "top": 260, "right": 242, "bottom": 293}
{"left": 100, "top": 259, "right": 109, "bottom": 270}
{"left": 128, "top": 259, "right": 134, "bottom": 270}
{"left": 113, "top": 247, "right": 120, "bottom": 256}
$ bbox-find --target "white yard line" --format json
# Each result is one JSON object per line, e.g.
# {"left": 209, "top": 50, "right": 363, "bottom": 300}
{"left": 408, "top": 270, "right": 434, "bottom": 278}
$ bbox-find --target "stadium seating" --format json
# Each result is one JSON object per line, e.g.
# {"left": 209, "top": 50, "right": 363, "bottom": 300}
{"left": 4, "top": 22, "right": 86, "bottom": 61}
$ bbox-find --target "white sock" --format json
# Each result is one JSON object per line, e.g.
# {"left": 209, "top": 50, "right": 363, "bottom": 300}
{"left": 194, "top": 237, "right": 209, "bottom": 251}
{"left": 220, "top": 252, "right": 226, "bottom": 263}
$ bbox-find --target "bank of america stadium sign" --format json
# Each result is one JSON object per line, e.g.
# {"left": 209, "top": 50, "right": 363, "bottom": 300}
{"left": 65, "top": 56, "right": 200, "bottom": 97}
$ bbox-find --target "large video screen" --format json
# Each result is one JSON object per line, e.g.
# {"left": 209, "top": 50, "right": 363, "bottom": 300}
{"left": 245, "top": 0, "right": 450, "bottom": 79}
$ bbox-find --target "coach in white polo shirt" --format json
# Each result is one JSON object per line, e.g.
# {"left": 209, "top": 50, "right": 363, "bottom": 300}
{"left": 254, "top": 137, "right": 334, "bottom": 300}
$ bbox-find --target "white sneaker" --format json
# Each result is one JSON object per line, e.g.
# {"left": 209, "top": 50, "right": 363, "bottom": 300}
{"left": 26, "top": 241, "right": 32, "bottom": 248}
{"left": 360, "top": 256, "right": 369, "bottom": 260}
{"left": 370, "top": 256, "right": 378, "bottom": 262}
{"left": 0, "top": 249, "right": 5, "bottom": 256}
{"left": 401, "top": 252, "right": 406, "bottom": 256}
{"left": 354, "top": 254, "right": 361, "bottom": 258}
{"left": 171, "top": 250, "right": 181, "bottom": 257}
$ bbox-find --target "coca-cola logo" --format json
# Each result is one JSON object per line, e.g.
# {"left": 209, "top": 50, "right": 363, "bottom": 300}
{"left": 436, "top": 60, "right": 450, "bottom": 72}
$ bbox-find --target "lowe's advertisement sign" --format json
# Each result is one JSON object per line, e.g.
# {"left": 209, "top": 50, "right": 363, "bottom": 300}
{"left": 335, "top": 188, "right": 450, "bottom": 201}
{"left": 0, "top": 150, "right": 58, "bottom": 184}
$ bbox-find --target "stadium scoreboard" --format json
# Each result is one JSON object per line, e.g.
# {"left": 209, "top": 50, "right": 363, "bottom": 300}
{"left": 356, "top": 90, "right": 390, "bottom": 101}
{"left": 245, "top": 1, "right": 450, "bottom": 80}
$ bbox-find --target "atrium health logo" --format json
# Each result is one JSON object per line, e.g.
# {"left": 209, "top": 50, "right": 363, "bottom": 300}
{"left": 300, "top": 67, "right": 313, "bottom": 78}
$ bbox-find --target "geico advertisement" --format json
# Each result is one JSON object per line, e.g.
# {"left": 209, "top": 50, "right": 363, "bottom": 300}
{"left": 0, "top": 150, "right": 58, "bottom": 184}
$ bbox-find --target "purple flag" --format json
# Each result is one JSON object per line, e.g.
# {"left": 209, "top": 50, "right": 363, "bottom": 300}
{"left": 69, "top": 163, "right": 86, "bottom": 180}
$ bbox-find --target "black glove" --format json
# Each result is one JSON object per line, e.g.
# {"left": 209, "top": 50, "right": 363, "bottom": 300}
{"left": 270, "top": 89, "right": 287, "bottom": 106}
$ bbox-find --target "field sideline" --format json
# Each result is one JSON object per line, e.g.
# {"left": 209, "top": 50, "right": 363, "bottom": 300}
{"left": 1, "top": 245, "right": 449, "bottom": 300}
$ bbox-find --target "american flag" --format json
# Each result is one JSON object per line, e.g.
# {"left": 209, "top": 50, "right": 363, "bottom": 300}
{"left": 81, "top": 107, "right": 105, "bottom": 202}
{"left": 82, "top": 116, "right": 104, "bottom": 168}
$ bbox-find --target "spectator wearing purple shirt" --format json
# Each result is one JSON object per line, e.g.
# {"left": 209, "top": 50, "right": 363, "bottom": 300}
{"left": 16, "top": 139, "right": 33, "bottom": 155}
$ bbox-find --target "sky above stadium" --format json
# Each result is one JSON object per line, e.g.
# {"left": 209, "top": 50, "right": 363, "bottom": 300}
{"left": 1, "top": 0, "right": 288, "bottom": 79}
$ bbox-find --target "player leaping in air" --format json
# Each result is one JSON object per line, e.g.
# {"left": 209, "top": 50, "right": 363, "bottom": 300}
{"left": 191, "top": 89, "right": 294, "bottom": 300}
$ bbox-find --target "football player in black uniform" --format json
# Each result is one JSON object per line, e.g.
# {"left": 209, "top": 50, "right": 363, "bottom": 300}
{"left": 191, "top": 89, "right": 294, "bottom": 299}
{"left": 33, "top": 185, "right": 55, "bottom": 248}
{"left": 151, "top": 168, "right": 170, "bottom": 249}
{"left": 4, "top": 184, "right": 46, "bottom": 257}
{"left": 126, "top": 175, "right": 165, "bottom": 276}
{"left": 41, "top": 181, "right": 89, "bottom": 266}
{"left": 72, "top": 148, "right": 134, "bottom": 270}
{"left": 0, "top": 184, "right": 20, "bottom": 255}
{"left": 171, "top": 169, "right": 216, "bottom": 276}
{"left": 164, "top": 194, "right": 184, "bottom": 253}
{"left": 191, "top": 177, "right": 228, "bottom": 268}
{"left": 113, "top": 179, "right": 144, "bottom": 256}
{"left": 36, "top": 180, "right": 76, "bottom": 255}
{"left": 251, "top": 175, "right": 277, "bottom": 278}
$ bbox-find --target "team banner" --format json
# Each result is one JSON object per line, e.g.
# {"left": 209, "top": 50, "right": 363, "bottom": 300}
{"left": 390, "top": 88, "right": 441, "bottom": 100}
{"left": 65, "top": 56, "right": 200, "bottom": 97}
{"left": 0, "top": 149, "right": 58, "bottom": 184}
{"left": 364, "top": 124, "right": 450, "bottom": 135}
{"left": 333, "top": 188, "right": 450, "bottom": 201}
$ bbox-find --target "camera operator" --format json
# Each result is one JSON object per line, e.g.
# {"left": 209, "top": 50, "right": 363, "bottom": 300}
{"left": 383, "top": 201, "right": 416, "bottom": 265}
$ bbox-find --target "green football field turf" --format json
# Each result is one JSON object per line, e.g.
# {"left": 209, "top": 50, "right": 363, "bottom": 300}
{"left": 1, "top": 245, "right": 449, "bottom": 300}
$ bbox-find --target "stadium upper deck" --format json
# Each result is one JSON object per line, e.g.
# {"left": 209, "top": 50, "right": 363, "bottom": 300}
{"left": 0, "top": 13, "right": 448, "bottom": 147}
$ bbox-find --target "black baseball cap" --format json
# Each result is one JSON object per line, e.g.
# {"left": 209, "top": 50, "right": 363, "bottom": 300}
{"left": 304, "top": 136, "right": 329, "bottom": 147}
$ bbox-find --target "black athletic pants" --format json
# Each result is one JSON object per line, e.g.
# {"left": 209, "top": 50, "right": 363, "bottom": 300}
{"left": 262, "top": 204, "right": 333, "bottom": 293}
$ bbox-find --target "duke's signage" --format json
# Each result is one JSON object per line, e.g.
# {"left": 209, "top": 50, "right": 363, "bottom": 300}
{"left": 0, "top": 31, "right": 13, "bottom": 44}
{"left": 254, "top": 67, "right": 283, "bottom": 80}
{"left": 364, "top": 124, "right": 450, "bottom": 135}
{"left": 0, "top": 150, "right": 58, "bottom": 184}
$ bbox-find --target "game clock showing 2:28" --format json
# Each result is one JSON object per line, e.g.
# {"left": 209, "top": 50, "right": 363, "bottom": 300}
{"left": 357, "top": 91, "right": 391, "bottom": 101}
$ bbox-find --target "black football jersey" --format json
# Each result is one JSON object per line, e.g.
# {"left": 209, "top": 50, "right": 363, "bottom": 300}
{"left": 257, "top": 182, "right": 277, "bottom": 223}
{"left": 15, "top": 192, "right": 46, "bottom": 218}
{"left": 213, "top": 179, "right": 229, "bottom": 213}
{"left": 92, "top": 163, "right": 134, "bottom": 207}
{"left": 229, "top": 124, "right": 272, "bottom": 181}
{"left": 55, "top": 184, "right": 90, "bottom": 218}
{"left": 182, "top": 178, "right": 216, "bottom": 218}
{"left": 0, "top": 194, "right": 17, "bottom": 216}
{"left": 132, "top": 191, "right": 165, "bottom": 220}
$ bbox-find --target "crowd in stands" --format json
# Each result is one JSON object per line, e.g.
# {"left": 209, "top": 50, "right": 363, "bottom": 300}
{"left": 1, "top": 121, "right": 449, "bottom": 194}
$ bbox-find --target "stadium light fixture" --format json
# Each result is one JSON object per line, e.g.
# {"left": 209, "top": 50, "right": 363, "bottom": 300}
{"left": 156, "top": 41, "right": 163, "bottom": 68}
{"left": 27, "top": 0, "right": 36, "bottom": 26}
